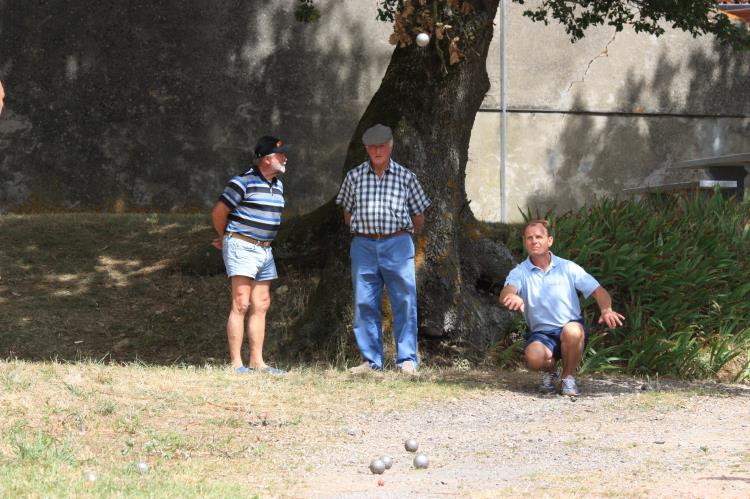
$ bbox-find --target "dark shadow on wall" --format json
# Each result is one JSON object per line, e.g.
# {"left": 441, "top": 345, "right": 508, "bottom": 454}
{"left": 525, "top": 40, "right": 750, "bottom": 215}
{"left": 0, "top": 1, "right": 386, "bottom": 365}
{"left": 0, "top": 0, "right": 383, "bottom": 214}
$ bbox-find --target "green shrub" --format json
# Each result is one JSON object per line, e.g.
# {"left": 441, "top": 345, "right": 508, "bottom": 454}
{"left": 507, "top": 192, "right": 750, "bottom": 380}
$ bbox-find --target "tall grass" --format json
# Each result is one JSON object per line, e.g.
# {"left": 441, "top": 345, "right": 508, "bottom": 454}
{"left": 508, "top": 192, "right": 750, "bottom": 380}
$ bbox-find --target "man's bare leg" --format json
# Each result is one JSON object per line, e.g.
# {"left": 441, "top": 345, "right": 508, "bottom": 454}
{"left": 524, "top": 341, "right": 555, "bottom": 372}
{"left": 228, "top": 276, "right": 253, "bottom": 369}
{"left": 560, "top": 322, "right": 586, "bottom": 379}
{"left": 247, "top": 281, "right": 271, "bottom": 369}
{"left": 525, "top": 341, "right": 558, "bottom": 392}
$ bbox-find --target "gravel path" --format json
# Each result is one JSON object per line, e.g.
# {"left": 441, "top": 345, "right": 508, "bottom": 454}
{"left": 295, "top": 373, "right": 750, "bottom": 498}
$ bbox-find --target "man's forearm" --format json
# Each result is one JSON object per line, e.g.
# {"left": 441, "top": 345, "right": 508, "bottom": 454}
{"left": 592, "top": 286, "right": 613, "bottom": 312}
{"left": 499, "top": 285, "right": 517, "bottom": 301}
{"left": 411, "top": 213, "right": 425, "bottom": 233}
{"left": 212, "top": 204, "right": 229, "bottom": 237}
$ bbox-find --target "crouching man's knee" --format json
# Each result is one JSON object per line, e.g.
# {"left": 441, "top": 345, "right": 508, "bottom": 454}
{"left": 560, "top": 322, "right": 585, "bottom": 345}
{"left": 524, "top": 342, "right": 552, "bottom": 371}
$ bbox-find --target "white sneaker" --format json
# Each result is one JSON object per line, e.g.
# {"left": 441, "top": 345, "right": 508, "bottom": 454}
{"left": 540, "top": 369, "right": 560, "bottom": 393}
{"left": 561, "top": 375, "right": 579, "bottom": 396}
{"left": 399, "top": 360, "right": 418, "bottom": 376}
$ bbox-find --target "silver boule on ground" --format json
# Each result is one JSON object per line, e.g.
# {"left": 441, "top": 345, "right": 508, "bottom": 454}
{"left": 413, "top": 453, "right": 429, "bottom": 469}
{"left": 380, "top": 455, "right": 393, "bottom": 469}
{"left": 369, "top": 458, "right": 386, "bottom": 474}
{"left": 404, "top": 438, "right": 418, "bottom": 452}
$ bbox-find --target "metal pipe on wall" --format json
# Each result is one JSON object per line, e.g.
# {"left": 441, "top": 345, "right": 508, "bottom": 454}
{"left": 500, "top": 0, "right": 508, "bottom": 223}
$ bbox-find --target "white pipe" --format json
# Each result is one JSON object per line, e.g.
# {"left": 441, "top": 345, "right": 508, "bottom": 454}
{"left": 500, "top": 0, "right": 508, "bottom": 223}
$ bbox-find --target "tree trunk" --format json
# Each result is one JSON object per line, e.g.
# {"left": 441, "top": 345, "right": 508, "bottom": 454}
{"left": 276, "top": 0, "right": 516, "bottom": 364}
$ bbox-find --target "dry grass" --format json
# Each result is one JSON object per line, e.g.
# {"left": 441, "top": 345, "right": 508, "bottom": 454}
{"left": 1, "top": 360, "right": 748, "bottom": 496}
{"left": 0, "top": 213, "right": 315, "bottom": 366}
{"left": 0, "top": 213, "right": 508, "bottom": 495}
{"left": 4, "top": 214, "right": 750, "bottom": 497}
{"left": 0, "top": 360, "right": 494, "bottom": 497}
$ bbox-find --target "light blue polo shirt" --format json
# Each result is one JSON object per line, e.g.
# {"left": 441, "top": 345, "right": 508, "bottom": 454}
{"left": 504, "top": 252, "right": 600, "bottom": 333}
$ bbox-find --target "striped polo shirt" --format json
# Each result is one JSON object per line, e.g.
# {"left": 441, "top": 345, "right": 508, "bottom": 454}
{"left": 219, "top": 166, "right": 284, "bottom": 241}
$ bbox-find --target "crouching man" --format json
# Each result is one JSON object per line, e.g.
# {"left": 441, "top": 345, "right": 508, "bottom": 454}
{"left": 499, "top": 220, "right": 624, "bottom": 395}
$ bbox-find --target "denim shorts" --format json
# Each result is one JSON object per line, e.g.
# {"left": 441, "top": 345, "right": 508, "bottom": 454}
{"left": 524, "top": 320, "right": 589, "bottom": 360}
{"left": 222, "top": 234, "right": 277, "bottom": 281}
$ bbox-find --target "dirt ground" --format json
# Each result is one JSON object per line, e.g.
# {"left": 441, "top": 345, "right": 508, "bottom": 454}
{"left": 293, "top": 373, "right": 750, "bottom": 498}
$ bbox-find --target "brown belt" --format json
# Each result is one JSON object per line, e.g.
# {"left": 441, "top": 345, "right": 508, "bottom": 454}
{"left": 354, "top": 230, "right": 409, "bottom": 240}
{"left": 226, "top": 232, "right": 272, "bottom": 247}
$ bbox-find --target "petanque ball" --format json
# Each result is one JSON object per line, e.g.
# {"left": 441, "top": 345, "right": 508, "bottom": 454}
{"left": 369, "top": 458, "right": 386, "bottom": 474}
{"left": 380, "top": 455, "right": 393, "bottom": 469}
{"left": 413, "top": 453, "right": 429, "bottom": 469}
{"left": 405, "top": 438, "right": 419, "bottom": 452}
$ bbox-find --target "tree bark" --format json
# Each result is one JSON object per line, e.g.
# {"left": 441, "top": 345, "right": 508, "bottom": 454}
{"left": 276, "top": 0, "right": 516, "bottom": 364}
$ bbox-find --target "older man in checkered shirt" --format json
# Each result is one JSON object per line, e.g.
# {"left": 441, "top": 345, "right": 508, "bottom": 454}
{"left": 336, "top": 124, "right": 431, "bottom": 375}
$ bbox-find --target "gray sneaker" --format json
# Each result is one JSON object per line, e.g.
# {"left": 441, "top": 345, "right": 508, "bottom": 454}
{"left": 561, "top": 375, "right": 579, "bottom": 396}
{"left": 540, "top": 369, "right": 560, "bottom": 393}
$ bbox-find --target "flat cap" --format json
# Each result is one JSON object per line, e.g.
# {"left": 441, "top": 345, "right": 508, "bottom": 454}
{"left": 362, "top": 124, "right": 393, "bottom": 145}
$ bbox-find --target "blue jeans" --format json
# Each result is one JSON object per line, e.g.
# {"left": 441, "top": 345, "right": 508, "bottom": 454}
{"left": 350, "top": 233, "right": 418, "bottom": 369}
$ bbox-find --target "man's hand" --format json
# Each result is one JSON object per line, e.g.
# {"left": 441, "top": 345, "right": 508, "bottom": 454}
{"left": 598, "top": 308, "right": 625, "bottom": 328}
{"left": 211, "top": 237, "right": 222, "bottom": 250}
{"left": 411, "top": 213, "right": 425, "bottom": 234}
{"left": 500, "top": 293, "right": 525, "bottom": 312}
{"left": 592, "top": 287, "right": 624, "bottom": 328}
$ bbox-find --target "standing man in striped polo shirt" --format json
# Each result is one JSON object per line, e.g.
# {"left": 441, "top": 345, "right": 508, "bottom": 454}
{"left": 211, "top": 136, "right": 288, "bottom": 374}
{"left": 336, "top": 124, "right": 431, "bottom": 375}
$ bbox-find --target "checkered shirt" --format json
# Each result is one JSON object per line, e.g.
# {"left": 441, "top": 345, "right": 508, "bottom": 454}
{"left": 336, "top": 159, "right": 431, "bottom": 234}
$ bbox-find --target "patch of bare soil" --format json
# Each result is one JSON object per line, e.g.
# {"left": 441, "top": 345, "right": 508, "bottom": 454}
{"left": 295, "top": 373, "right": 750, "bottom": 498}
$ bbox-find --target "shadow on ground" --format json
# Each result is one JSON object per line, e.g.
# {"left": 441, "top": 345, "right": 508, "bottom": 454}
{"left": 0, "top": 213, "right": 318, "bottom": 365}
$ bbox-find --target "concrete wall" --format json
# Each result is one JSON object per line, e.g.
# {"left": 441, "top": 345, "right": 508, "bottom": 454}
{"left": 467, "top": 1, "right": 750, "bottom": 222}
{"left": 1, "top": 0, "right": 748, "bottom": 219}
{"left": 0, "top": 0, "right": 392, "bottom": 213}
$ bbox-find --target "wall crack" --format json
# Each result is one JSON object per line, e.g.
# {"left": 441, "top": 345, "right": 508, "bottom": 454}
{"left": 566, "top": 31, "right": 618, "bottom": 93}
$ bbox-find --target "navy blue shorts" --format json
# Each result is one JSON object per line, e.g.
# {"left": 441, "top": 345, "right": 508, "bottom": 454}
{"left": 524, "top": 320, "right": 589, "bottom": 360}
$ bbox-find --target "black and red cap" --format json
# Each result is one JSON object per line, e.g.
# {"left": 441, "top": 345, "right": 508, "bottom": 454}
{"left": 254, "top": 136, "right": 289, "bottom": 158}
